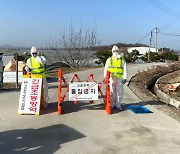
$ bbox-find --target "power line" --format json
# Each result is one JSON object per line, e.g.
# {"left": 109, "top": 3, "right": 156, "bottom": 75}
{"left": 135, "top": 1, "right": 180, "bottom": 46}
{"left": 135, "top": 26, "right": 180, "bottom": 52}
{"left": 136, "top": 31, "right": 151, "bottom": 43}
{"left": 147, "top": 0, "right": 180, "bottom": 19}
{"left": 158, "top": 32, "right": 180, "bottom": 36}
{"left": 159, "top": 19, "right": 180, "bottom": 31}
{"left": 135, "top": 27, "right": 156, "bottom": 44}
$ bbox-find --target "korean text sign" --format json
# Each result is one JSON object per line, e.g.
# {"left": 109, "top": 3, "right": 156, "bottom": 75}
{"left": 18, "top": 77, "right": 42, "bottom": 115}
{"left": 69, "top": 82, "right": 98, "bottom": 101}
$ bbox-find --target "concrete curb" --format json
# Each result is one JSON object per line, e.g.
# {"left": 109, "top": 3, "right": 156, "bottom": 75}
{"left": 128, "top": 66, "right": 180, "bottom": 109}
{"left": 154, "top": 74, "right": 180, "bottom": 109}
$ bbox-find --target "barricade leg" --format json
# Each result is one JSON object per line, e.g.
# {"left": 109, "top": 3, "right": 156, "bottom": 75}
{"left": 58, "top": 70, "right": 62, "bottom": 115}
{"left": 105, "top": 71, "right": 111, "bottom": 114}
{"left": 89, "top": 100, "right": 94, "bottom": 104}
{"left": 58, "top": 102, "right": 62, "bottom": 115}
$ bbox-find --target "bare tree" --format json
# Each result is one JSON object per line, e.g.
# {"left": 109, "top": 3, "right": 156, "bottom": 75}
{"left": 46, "top": 23, "right": 99, "bottom": 68}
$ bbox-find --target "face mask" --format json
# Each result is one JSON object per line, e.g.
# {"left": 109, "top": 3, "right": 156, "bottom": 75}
{"left": 113, "top": 52, "right": 119, "bottom": 58}
{"left": 32, "top": 53, "right": 38, "bottom": 57}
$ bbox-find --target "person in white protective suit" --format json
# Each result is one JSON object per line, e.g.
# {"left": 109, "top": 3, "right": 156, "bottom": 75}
{"left": 25, "top": 46, "right": 49, "bottom": 108}
{"left": 104, "top": 45, "right": 127, "bottom": 110}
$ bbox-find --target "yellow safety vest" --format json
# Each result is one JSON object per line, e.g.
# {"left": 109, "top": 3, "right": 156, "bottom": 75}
{"left": 27, "top": 57, "right": 45, "bottom": 77}
{"left": 107, "top": 57, "right": 125, "bottom": 78}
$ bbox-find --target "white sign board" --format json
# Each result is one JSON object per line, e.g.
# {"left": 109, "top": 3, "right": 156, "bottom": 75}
{"left": 3, "top": 72, "right": 23, "bottom": 83}
{"left": 18, "top": 77, "right": 42, "bottom": 115}
{"left": 69, "top": 82, "right": 98, "bottom": 101}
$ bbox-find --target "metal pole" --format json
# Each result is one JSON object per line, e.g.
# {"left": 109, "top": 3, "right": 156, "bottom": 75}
{"left": 155, "top": 27, "right": 158, "bottom": 52}
{"left": 148, "top": 31, "right": 153, "bottom": 62}
{"left": 162, "top": 42, "right": 164, "bottom": 53}
{"left": 16, "top": 54, "right": 18, "bottom": 88}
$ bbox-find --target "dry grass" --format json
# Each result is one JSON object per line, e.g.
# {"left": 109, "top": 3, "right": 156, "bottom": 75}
{"left": 157, "top": 70, "right": 180, "bottom": 101}
{"left": 133, "top": 62, "right": 180, "bottom": 86}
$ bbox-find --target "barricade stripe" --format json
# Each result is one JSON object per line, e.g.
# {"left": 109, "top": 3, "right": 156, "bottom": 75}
{"left": 69, "top": 82, "right": 97, "bottom": 101}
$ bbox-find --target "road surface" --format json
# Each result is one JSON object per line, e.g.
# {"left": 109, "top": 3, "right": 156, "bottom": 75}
{"left": 0, "top": 63, "right": 179, "bottom": 154}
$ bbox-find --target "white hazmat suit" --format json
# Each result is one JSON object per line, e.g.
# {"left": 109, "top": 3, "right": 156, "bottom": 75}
{"left": 104, "top": 45, "right": 127, "bottom": 110}
{"left": 25, "top": 46, "right": 49, "bottom": 108}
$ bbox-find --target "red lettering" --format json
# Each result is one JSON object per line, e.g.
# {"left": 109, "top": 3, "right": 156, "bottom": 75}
{"left": 31, "top": 84, "right": 39, "bottom": 89}
{"left": 30, "top": 101, "right": 38, "bottom": 107}
{"left": 31, "top": 89, "right": 38, "bottom": 95}
{"left": 32, "top": 79, "right": 39, "bottom": 84}
{"left": 29, "top": 107, "right": 37, "bottom": 112}
{"left": 31, "top": 96, "right": 38, "bottom": 101}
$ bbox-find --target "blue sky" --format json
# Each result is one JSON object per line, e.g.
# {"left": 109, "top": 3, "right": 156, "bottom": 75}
{"left": 0, "top": 0, "right": 180, "bottom": 50}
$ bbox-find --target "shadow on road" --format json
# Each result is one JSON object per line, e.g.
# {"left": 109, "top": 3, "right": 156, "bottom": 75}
{"left": 40, "top": 100, "right": 162, "bottom": 115}
{"left": 40, "top": 102, "right": 58, "bottom": 115}
{"left": 0, "top": 124, "right": 85, "bottom": 153}
{"left": 60, "top": 101, "right": 105, "bottom": 114}
{"left": 40, "top": 101, "right": 106, "bottom": 115}
{"left": 46, "top": 77, "right": 58, "bottom": 83}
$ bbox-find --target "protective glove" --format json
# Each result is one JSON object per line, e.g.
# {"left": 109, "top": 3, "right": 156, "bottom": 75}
{"left": 25, "top": 66, "right": 32, "bottom": 72}
{"left": 122, "top": 79, "right": 126, "bottom": 84}
{"left": 35, "top": 56, "right": 42, "bottom": 63}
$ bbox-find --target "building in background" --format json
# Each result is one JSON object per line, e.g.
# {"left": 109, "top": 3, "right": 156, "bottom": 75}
{"left": 128, "top": 47, "right": 158, "bottom": 55}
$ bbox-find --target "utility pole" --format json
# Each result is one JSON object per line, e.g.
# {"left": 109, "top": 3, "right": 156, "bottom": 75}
{"left": 155, "top": 27, "right": 158, "bottom": 52}
{"left": 148, "top": 31, "right": 153, "bottom": 62}
{"left": 16, "top": 54, "right": 18, "bottom": 88}
{"left": 162, "top": 41, "right": 164, "bottom": 53}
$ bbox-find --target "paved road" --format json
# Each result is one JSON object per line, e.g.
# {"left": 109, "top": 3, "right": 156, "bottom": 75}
{"left": 0, "top": 63, "right": 179, "bottom": 154}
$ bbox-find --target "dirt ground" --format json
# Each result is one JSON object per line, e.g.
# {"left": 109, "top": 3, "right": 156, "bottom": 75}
{"left": 128, "top": 62, "right": 180, "bottom": 122}
{"left": 157, "top": 70, "right": 180, "bottom": 101}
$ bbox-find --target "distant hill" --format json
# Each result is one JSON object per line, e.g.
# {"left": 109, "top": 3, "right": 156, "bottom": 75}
{"left": 92, "top": 42, "right": 149, "bottom": 52}
{"left": 0, "top": 44, "right": 27, "bottom": 49}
